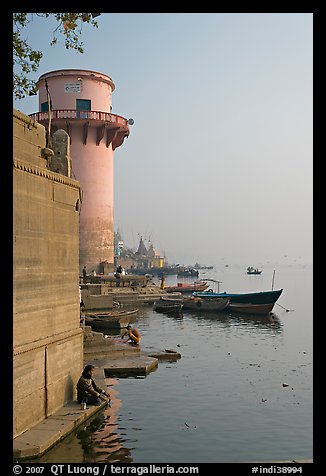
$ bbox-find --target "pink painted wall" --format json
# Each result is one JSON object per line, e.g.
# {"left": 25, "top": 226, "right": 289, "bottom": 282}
{"left": 71, "top": 128, "right": 115, "bottom": 269}
{"left": 36, "top": 69, "right": 126, "bottom": 273}
{"left": 37, "top": 69, "right": 114, "bottom": 112}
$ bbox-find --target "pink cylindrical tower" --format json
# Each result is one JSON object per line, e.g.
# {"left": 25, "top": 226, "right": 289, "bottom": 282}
{"left": 30, "top": 69, "right": 130, "bottom": 273}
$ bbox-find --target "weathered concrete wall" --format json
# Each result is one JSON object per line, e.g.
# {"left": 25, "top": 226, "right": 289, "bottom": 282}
{"left": 13, "top": 109, "right": 84, "bottom": 438}
{"left": 49, "top": 129, "right": 72, "bottom": 177}
{"left": 13, "top": 109, "right": 48, "bottom": 168}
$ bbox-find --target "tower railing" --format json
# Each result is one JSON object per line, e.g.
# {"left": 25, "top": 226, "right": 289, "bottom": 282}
{"left": 29, "top": 110, "right": 129, "bottom": 127}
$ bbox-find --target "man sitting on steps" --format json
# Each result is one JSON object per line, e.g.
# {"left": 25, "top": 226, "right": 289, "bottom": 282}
{"left": 77, "top": 365, "right": 110, "bottom": 406}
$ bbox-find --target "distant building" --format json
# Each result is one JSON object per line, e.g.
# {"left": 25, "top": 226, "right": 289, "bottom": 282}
{"left": 136, "top": 236, "right": 148, "bottom": 256}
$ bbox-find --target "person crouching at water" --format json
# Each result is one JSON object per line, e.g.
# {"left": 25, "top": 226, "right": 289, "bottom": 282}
{"left": 122, "top": 325, "right": 141, "bottom": 345}
{"left": 77, "top": 365, "right": 110, "bottom": 406}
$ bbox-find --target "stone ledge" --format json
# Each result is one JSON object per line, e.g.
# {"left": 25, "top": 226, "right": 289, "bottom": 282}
{"left": 103, "top": 355, "right": 159, "bottom": 376}
{"left": 13, "top": 367, "right": 109, "bottom": 461}
{"left": 147, "top": 349, "right": 181, "bottom": 361}
{"left": 13, "top": 400, "right": 108, "bottom": 460}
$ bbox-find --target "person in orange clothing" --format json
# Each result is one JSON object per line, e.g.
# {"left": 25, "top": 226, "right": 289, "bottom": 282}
{"left": 122, "top": 325, "right": 141, "bottom": 345}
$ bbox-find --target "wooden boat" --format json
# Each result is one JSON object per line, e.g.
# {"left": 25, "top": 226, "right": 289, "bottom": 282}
{"left": 227, "top": 302, "right": 275, "bottom": 315}
{"left": 153, "top": 300, "right": 183, "bottom": 314}
{"left": 83, "top": 309, "right": 138, "bottom": 318}
{"left": 83, "top": 309, "right": 138, "bottom": 329}
{"left": 182, "top": 295, "right": 229, "bottom": 311}
{"left": 177, "top": 267, "right": 199, "bottom": 277}
{"left": 193, "top": 288, "right": 283, "bottom": 305}
{"left": 164, "top": 280, "right": 209, "bottom": 294}
{"left": 247, "top": 266, "right": 262, "bottom": 275}
{"left": 160, "top": 295, "right": 230, "bottom": 312}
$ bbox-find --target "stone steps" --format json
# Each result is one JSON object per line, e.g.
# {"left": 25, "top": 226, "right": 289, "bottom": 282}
{"left": 88, "top": 354, "right": 159, "bottom": 377}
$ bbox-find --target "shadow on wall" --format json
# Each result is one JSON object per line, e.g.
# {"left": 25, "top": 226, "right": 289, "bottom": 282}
{"left": 65, "top": 373, "right": 75, "bottom": 402}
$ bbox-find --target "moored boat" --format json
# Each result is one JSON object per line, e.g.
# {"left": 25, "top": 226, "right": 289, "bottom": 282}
{"left": 193, "top": 288, "right": 283, "bottom": 305}
{"left": 227, "top": 302, "right": 275, "bottom": 315}
{"left": 153, "top": 300, "right": 183, "bottom": 314}
{"left": 83, "top": 309, "right": 139, "bottom": 329}
{"left": 177, "top": 267, "right": 199, "bottom": 277}
{"left": 164, "top": 280, "right": 209, "bottom": 294}
{"left": 160, "top": 294, "right": 230, "bottom": 312}
{"left": 84, "top": 309, "right": 139, "bottom": 318}
{"left": 182, "top": 295, "right": 229, "bottom": 311}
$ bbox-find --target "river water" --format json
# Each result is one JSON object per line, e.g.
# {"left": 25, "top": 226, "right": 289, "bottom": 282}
{"left": 28, "top": 264, "right": 313, "bottom": 464}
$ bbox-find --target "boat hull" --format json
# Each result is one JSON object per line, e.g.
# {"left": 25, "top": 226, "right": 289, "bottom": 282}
{"left": 161, "top": 295, "right": 230, "bottom": 312}
{"left": 153, "top": 302, "right": 183, "bottom": 314}
{"left": 164, "top": 281, "right": 209, "bottom": 294}
{"left": 227, "top": 302, "right": 275, "bottom": 315}
{"left": 83, "top": 309, "right": 138, "bottom": 328}
{"left": 193, "top": 289, "right": 283, "bottom": 305}
{"left": 182, "top": 296, "right": 230, "bottom": 311}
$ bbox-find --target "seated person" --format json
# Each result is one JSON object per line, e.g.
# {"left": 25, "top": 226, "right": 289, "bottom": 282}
{"left": 77, "top": 365, "right": 110, "bottom": 406}
{"left": 121, "top": 325, "right": 141, "bottom": 345}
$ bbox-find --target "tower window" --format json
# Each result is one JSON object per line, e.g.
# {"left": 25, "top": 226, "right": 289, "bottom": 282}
{"left": 41, "top": 101, "right": 50, "bottom": 112}
{"left": 76, "top": 99, "right": 91, "bottom": 111}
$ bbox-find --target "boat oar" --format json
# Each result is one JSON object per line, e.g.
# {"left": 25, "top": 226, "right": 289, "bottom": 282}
{"left": 275, "top": 302, "right": 294, "bottom": 312}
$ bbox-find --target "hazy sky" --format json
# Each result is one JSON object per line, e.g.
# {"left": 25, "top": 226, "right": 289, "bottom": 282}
{"left": 14, "top": 13, "right": 313, "bottom": 267}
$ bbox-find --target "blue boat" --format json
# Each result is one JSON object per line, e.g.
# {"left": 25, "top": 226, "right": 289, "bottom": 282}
{"left": 193, "top": 288, "right": 283, "bottom": 305}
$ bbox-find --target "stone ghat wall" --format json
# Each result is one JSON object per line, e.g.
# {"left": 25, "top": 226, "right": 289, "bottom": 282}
{"left": 13, "top": 109, "right": 83, "bottom": 438}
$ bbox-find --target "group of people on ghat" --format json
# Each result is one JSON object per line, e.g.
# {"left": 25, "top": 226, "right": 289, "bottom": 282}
{"left": 79, "top": 264, "right": 141, "bottom": 407}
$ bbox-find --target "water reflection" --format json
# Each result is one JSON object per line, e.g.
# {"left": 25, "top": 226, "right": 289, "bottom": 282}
{"left": 183, "top": 309, "right": 283, "bottom": 332}
{"left": 79, "top": 409, "right": 133, "bottom": 463}
{"left": 153, "top": 309, "right": 184, "bottom": 320}
{"left": 78, "top": 388, "right": 127, "bottom": 462}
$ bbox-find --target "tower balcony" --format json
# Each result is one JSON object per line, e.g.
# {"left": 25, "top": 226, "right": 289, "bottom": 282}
{"left": 29, "top": 109, "right": 130, "bottom": 149}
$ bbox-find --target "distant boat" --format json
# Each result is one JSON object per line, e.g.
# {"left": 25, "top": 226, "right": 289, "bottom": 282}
{"left": 127, "top": 266, "right": 181, "bottom": 276}
{"left": 164, "top": 280, "right": 209, "bottom": 294}
{"left": 193, "top": 289, "right": 283, "bottom": 305}
{"left": 247, "top": 266, "right": 262, "bottom": 275}
{"left": 194, "top": 263, "right": 214, "bottom": 270}
{"left": 227, "top": 302, "right": 275, "bottom": 315}
{"left": 177, "top": 267, "right": 199, "bottom": 277}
